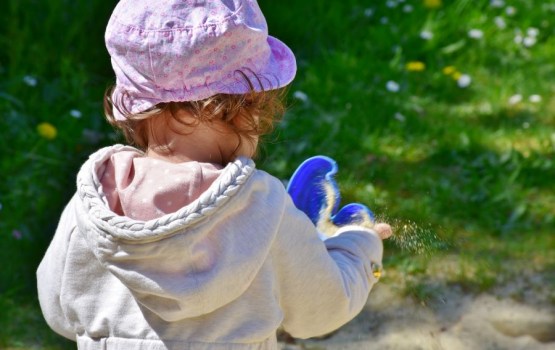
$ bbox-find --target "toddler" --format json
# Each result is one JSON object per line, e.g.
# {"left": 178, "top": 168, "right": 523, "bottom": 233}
{"left": 37, "top": 1, "right": 391, "bottom": 349}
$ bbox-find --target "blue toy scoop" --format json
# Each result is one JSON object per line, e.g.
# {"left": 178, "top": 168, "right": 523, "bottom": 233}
{"left": 287, "top": 156, "right": 375, "bottom": 239}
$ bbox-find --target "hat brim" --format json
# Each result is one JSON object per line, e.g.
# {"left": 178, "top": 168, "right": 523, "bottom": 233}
{"left": 251, "top": 35, "right": 297, "bottom": 92}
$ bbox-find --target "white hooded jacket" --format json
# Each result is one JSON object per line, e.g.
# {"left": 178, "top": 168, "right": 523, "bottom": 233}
{"left": 37, "top": 145, "right": 383, "bottom": 350}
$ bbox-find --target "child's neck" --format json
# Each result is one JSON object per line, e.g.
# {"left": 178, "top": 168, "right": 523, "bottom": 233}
{"left": 145, "top": 111, "right": 242, "bottom": 165}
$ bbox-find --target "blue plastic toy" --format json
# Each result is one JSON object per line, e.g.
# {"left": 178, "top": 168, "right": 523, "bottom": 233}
{"left": 287, "top": 156, "right": 375, "bottom": 240}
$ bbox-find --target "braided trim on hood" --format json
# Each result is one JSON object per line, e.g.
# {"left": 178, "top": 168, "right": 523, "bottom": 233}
{"left": 76, "top": 145, "right": 255, "bottom": 243}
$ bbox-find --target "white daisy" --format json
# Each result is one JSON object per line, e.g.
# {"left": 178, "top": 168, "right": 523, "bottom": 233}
{"left": 386, "top": 0, "right": 398, "bottom": 8}
{"left": 457, "top": 74, "right": 472, "bottom": 88}
{"left": 420, "top": 30, "right": 434, "bottom": 40}
{"left": 508, "top": 94, "right": 523, "bottom": 105}
{"left": 468, "top": 29, "right": 484, "bottom": 40}
{"left": 70, "top": 109, "right": 82, "bottom": 118}
{"left": 364, "top": 8, "right": 374, "bottom": 17}
{"left": 293, "top": 91, "right": 308, "bottom": 103}
{"left": 523, "top": 36, "right": 537, "bottom": 47}
{"left": 23, "top": 75, "right": 37, "bottom": 87}
{"left": 386, "top": 81, "right": 400, "bottom": 93}
{"left": 527, "top": 27, "right": 539, "bottom": 37}
{"left": 529, "top": 94, "right": 542, "bottom": 103}
{"left": 494, "top": 17, "right": 506, "bottom": 29}
{"left": 394, "top": 112, "right": 406, "bottom": 122}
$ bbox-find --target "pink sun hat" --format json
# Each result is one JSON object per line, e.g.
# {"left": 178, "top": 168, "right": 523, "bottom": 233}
{"left": 105, "top": 0, "right": 297, "bottom": 121}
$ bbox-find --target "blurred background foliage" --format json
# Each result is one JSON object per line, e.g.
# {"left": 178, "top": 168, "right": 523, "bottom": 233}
{"left": 0, "top": 0, "right": 554, "bottom": 348}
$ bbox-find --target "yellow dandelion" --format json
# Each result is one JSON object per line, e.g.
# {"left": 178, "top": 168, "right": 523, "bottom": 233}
{"left": 37, "top": 122, "right": 57, "bottom": 140}
{"left": 442, "top": 66, "right": 457, "bottom": 76}
{"left": 452, "top": 71, "right": 463, "bottom": 81}
{"left": 406, "top": 61, "right": 426, "bottom": 72}
{"left": 423, "top": 0, "right": 442, "bottom": 9}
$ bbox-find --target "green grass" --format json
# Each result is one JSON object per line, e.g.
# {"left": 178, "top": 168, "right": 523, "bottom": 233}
{"left": 1, "top": 0, "right": 554, "bottom": 348}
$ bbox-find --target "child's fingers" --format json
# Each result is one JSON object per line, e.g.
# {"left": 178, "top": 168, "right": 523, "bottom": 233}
{"left": 374, "top": 222, "right": 393, "bottom": 240}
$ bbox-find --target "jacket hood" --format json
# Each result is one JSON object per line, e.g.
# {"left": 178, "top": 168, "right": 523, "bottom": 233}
{"left": 74, "top": 145, "right": 279, "bottom": 321}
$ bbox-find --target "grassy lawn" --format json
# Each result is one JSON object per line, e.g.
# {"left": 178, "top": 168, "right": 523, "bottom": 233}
{"left": 1, "top": 0, "right": 554, "bottom": 348}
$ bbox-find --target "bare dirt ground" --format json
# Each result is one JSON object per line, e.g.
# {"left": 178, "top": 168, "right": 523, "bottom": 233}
{"left": 279, "top": 273, "right": 555, "bottom": 350}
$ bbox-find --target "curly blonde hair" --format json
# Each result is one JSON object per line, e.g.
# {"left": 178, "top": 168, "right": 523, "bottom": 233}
{"left": 103, "top": 75, "right": 287, "bottom": 160}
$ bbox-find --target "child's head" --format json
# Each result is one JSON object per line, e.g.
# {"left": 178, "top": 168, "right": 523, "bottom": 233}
{"left": 103, "top": 0, "right": 296, "bottom": 160}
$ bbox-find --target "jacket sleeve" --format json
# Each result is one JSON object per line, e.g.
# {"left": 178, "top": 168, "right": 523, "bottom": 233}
{"left": 273, "top": 195, "right": 383, "bottom": 339}
{"left": 36, "top": 195, "right": 78, "bottom": 341}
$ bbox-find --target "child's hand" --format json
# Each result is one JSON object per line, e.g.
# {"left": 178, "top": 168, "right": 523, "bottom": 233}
{"left": 374, "top": 222, "right": 393, "bottom": 240}
{"left": 287, "top": 156, "right": 391, "bottom": 240}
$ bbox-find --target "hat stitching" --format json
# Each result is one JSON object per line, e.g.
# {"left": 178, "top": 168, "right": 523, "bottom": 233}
{"left": 111, "top": 2, "right": 245, "bottom": 33}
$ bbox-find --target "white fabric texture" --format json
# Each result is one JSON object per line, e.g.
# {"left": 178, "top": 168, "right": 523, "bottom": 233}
{"left": 37, "top": 145, "right": 384, "bottom": 350}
